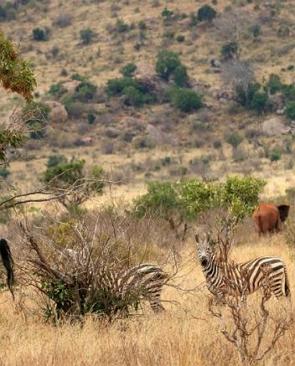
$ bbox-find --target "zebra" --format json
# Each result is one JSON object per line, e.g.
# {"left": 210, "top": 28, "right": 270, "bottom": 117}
{"left": 96, "top": 263, "right": 169, "bottom": 313}
{"left": 195, "top": 233, "right": 290, "bottom": 302}
{"left": 59, "top": 248, "right": 168, "bottom": 314}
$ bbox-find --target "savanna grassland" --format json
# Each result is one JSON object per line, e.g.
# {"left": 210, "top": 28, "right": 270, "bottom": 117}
{"left": 0, "top": 230, "right": 295, "bottom": 366}
{"left": 0, "top": 0, "right": 295, "bottom": 365}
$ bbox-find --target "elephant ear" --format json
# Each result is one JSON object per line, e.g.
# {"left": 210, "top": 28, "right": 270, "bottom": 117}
{"left": 277, "top": 205, "right": 290, "bottom": 222}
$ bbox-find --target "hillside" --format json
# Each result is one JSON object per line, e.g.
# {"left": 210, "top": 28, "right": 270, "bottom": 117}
{"left": 0, "top": 0, "right": 295, "bottom": 194}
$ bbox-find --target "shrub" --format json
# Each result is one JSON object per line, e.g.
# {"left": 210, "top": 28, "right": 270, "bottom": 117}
{"left": 106, "top": 77, "right": 155, "bottom": 107}
{"left": 221, "top": 41, "right": 239, "bottom": 60}
{"left": 138, "top": 20, "right": 147, "bottom": 30}
{"left": 80, "top": 28, "right": 94, "bottom": 45}
{"left": 120, "top": 63, "right": 137, "bottom": 77}
{"left": 161, "top": 7, "right": 174, "bottom": 21}
{"left": 225, "top": 132, "right": 243, "bottom": 148}
{"left": 285, "top": 101, "right": 295, "bottom": 120}
{"left": 115, "top": 19, "right": 130, "bottom": 33}
{"left": 282, "top": 84, "right": 295, "bottom": 101}
{"left": 0, "top": 166, "right": 10, "bottom": 179}
{"left": 0, "top": 5, "right": 16, "bottom": 22}
{"left": 42, "top": 157, "right": 104, "bottom": 210}
{"left": 197, "top": 5, "right": 217, "bottom": 22}
{"left": 71, "top": 73, "right": 87, "bottom": 82}
{"left": 23, "top": 101, "right": 50, "bottom": 139}
{"left": 176, "top": 35, "right": 185, "bottom": 43}
{"left": 266, "top": 74, "right": 282, "bottom": 95}
{"left": 168, "top": 88, "right": 202, "bottom": 112}
{"left": 123, "top": 86, "right": 145, "bottom": 107}
{"left": 269, "top": 148, "right": 281, "bottom": 162}
{"left": 155, "top": 50, "right": 182, "bottom": 81}
{"left": 249, "top": 24, "right": 261, "bottom": 39}
{"left": 74, "top": 81, "right": 97, "bottom": 102}
{"left": 235, "top": 82, "right": 271, "bottom": 113}
{"left": 32, "top": 27, "right": 49, "bottom": 41}
{"left": 173, "top": 65, "right": 189, "bottom": 87}
{"left": 87, "top": 112, "right": 96, "bottom": 124}
{"left": 48, "top": 83, "right": 66, "bottom": 98}
{"left": 62, "top": 96, "right": 84, "bottom": 119}
{"left": 250, "top": 91, "right": 269, "bottom": 113}
{"left": 106, "top": 77, "right": 138, "bottom": 96}
{"left": 133, "top": 176, "right": 265, "bottom": 222}
{"left": 47, "top": 154, "right": 67, "bottom": 168}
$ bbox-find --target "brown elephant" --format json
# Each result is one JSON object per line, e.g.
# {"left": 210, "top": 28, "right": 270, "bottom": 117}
{"left": 252, "top": 203, "right": 290, "bottom": 235}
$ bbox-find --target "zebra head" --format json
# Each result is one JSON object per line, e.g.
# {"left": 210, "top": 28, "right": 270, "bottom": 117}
{"left": 195, "top": 232, "right": 215, "bottom": 268}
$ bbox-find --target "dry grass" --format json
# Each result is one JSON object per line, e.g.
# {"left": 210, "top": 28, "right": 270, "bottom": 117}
{"left": 0, "top": 232, "right": 294, "bottom": 365}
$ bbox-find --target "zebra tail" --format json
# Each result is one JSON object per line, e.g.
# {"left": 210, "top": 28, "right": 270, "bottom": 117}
{"left": 0, "top": 239, "right": 15, "bottom": 299}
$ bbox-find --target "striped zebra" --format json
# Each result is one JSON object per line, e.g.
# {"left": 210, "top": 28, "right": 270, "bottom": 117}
{"left": 59, "top": 248, "right": 168, "bottom": 314}
{"left": 195, "top": 233, "right": 290, "bottom": 301}
{"left": 95, "top": 263, "right": 168, "bottom": 313}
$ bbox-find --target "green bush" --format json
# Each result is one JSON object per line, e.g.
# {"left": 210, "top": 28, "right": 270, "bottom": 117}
{"left": 115, "top": 19, "right": 130, "bottom": 33}
{"left": 168, "top": 88, "right": 202, "bottom": 112}
{"left": 32, "top": 27, "right": 49, "bottom": 41}
{"left": 266, "top": 74, "right": 282, "bottom": 95}
{"left": 250, "top": 91, "right": 269, "bottom": 114}
{"left": 62, "top": 96, "right": 84, "bottom": 119}
{"left": 133, "top": 176, "right": 265, "bottom": 222}
{"left": 235, "top": 82, "right": 270, "bottom": 113}
{"left": 176, "top": 35, "right": 185, "bottom": 43}
{"left": 155, "top": 50, "right": 182, "bottom": 81}
{"left": 235, "top": 82, "right": 260, "bottom": 107}
{"left": 106, "top": 77, "right": 139, "bottom": 96}
{"left": 23, "top": 102, "right": 50, "bottom": 139}
{"left": 269, "top": 148, "right": 281, "bottom": 162}
{"left": 225, "top": 132, "right": 243, "bottom": 148}
{"left": 0, "top": 4, "right": 16, "bottom": 21}
{"left": 47, "top": 154, "right": 67, "bottom": 168}
{"left": 161, "top": 7, "right": 174, "bottom": 21}
{"left": 106, "top": 77, "right": 155, "bottom": 107}
{"left": 285, "top": 101, "right": 295, "bottom": 120}
{"left": 221, "top": 41, "right": 239, "bottom": 60}
{"left": 120, "top": 63, "right": 137, "bottom": 77}
{"left": 42, "top": 157, "right": 104, "bottom": 210}
{"left": 80, "top": 28, "right": 94, "bottom": 45}
{"left": 74, "top": 81, "right": 97, "bottom": 102}
{"left": 249, "top": 24, "right": 261, "bottom": 39}
{"left": 87, "top": 112, "right": 96, "bottom": 124}
{"left": 173, "top": 65, "right": 189, "bottom": 87}
{"left": 0, "top": 166, "right": 10, "bottom": 179}
{"left": 48, "top": 83, "right": 66, "bottom": 98}
{"left": 123, "top": 86, "right": 145, "bottom": 107}
{"left": 282, "top": 84, "right": 295, "bottom": 101}
{"left": 43, "top": 158, "right": 85, "bottom": 186}
{"left": 71, "top": 73, "right": 87, "bottom": 82}
{"left": 197, "top": 4, "right": 217, "bottom": 22}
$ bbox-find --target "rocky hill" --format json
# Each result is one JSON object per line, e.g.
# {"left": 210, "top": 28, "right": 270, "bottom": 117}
{"left": 0, "top": 0, "right": 295, "bottom": 194}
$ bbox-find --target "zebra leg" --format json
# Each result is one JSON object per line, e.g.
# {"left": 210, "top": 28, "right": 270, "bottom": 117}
{"left": 149, "top": 292, "right": 165, "bottom": 313}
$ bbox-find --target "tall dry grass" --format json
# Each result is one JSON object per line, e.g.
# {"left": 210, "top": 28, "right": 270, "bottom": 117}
{"left": 0, "top": 231, "right": 294, "bottom": 365}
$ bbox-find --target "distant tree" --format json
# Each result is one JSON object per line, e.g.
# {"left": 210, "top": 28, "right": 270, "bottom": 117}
{"left": 80, "top": 28, "right": 94, "bottom": 45}
{"left": 197, "top": 5, "right": 217, "bottom": 22}
{"left": 168, "top": 88, "right": 202, "bottom": 113}
{"left": 285, "top": 101, "right": 295, "bottom": 120}
{"left": 42, "top": 157, "right": 104, "bottom": 211}
{"left": 32, "top": 27, "right": 49, "bottom": 41}
{"left": 221, "top": 41, "right": 239, "bottom": 60}
{"left": 156, "top": 50, "right": 189, "bottom": 86}
{"left": 120, "top": 63, "right": 137, "bottom": 77}
{"left": 0, "top": 31, "right": 36, "bottom": 161}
